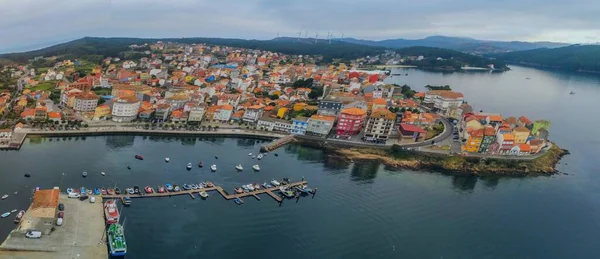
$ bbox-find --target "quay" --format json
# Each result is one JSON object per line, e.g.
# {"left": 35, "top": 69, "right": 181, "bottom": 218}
{"left": 102, "top": 181, "right": 308, "bottom": 203}
{"left": 260, "top": 135, "right": 296, "bottom": 152}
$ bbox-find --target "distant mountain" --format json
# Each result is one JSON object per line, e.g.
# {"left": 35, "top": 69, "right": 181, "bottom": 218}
{"left": 494, "top": 44, "right": 600, "bottom": 72}
{"left": 338, "top": 36, "right": 570, "bottom": 54}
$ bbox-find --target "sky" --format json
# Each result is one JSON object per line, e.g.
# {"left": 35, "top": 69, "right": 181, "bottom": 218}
{"left": 1, "top": 0, "right": 599, "bottom": 53}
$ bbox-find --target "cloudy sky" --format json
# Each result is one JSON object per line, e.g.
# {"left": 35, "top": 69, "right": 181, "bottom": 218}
{"left": 1, "top": 0, "right": 599, "bottom": 53}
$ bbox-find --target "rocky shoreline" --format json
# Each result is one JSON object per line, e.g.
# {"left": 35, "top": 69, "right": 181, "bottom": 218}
{"left": 322, "top": 144, "right": 568, "bottom": 176}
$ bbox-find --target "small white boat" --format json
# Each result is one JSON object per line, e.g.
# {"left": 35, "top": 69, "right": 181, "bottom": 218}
{"left": 165, "top": 157, "right": 170, "bottom": 162}
{"left": 199, "top": 191, "right": 208, "bottom": 198}
{"left": 101, "top": 172, "right": 106, "bottom": 176}
{"left": 1, "top": 194, "right": 8, "bottom": 200}
{"left": 252, "top": 156, "right": 256, "bottom": 159}
{"left": 82, "top": 171, "right": 87, "bottom": 177}
{"left": 257, "top": 154, "right": 263, "bottom": 160}
{"left": 252, "top": 165, "right": 260, "bottom": 171}
{"left": 270, "top": 180, "right": 281, "bottom": 186}
{"left": 187, "top": 163, "right": 192, "bottom": 169}
{"left": 235, "top": 164, "right": 243, "bottom": 171}
{"left": 10, "top": 209, "right": 17, "bottom": 213}
{"left": 210, "top": 165, "right": 217, "bottom": 172}
{"left": 248, "top": 153, "right": 252, "bottom": 156}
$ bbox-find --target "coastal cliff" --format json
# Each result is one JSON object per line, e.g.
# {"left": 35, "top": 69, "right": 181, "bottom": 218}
{"left": 320, "top": 143, "right": 567, "bottom": 176}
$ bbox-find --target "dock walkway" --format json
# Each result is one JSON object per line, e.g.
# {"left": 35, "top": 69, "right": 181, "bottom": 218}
{"left": 102, "top": 181, "right": 307, "bottom": 203}
{"left": 260, "top": 135, "right": 296, "bottom": 152}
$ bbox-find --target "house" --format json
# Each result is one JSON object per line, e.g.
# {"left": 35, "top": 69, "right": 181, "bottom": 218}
{"left": 505, "top": 116, "right": 518, "bottom": 128}
{"left": 170, "top": 110, "right": 184, "bottom": 122}
{"left": 335, "top": 108, "right": 366, "bottom": 136}
{"left": 257, "top": 116, "right": 292, "bottom": 132}
{"left": 512, "top": 126, "right": 530, "bottom": 144}
{"left": 28, "top": 188, "right": 60, "bottom": 235}
{"left": 528, "top": 139, "right": 546, "bottom": 154}
{"left": 154, "top": 104, "right": 172, "bottom": 121}
{"left": 214, "top": 105, "right": 233, "bottom": 122}
{"left": 398, "top": 123, "right": 426, "bottom": 142}
{"left": 464, "top": 128, "right": 484, "bottom": 153}
{"left": 423, "top": 90, "right": 464, "bottom": 117}
{"left": 306, "top": 114, "right": 336, "bottom": 137}
{"left": 73, "top": 92, "right": 98, "bottom": 112}
{"left": 364, "top": 108, "right": 396, "bottom": 141}
{"left": 111, "top": 96, "right": 141, "bottom": 122}
{"left": 496, "top": 133, "right": 515, "bottom": 154}
{"left": 371, "top": 98, "right": 387, "bottom": 111}
{"left": 290, "top": 117, "right": 308, "bottom": 135}
{"left": 165, "top": 95, "right": 189, "bottom": 110}
{"left": 47, "top": 111, "right": 62, "bottom": 122}
{"left": 518, "top": 116, "right": 533, "bottom": 129}
{"left": 478, "top": 126, "right": 497, "bottom": 154}
{"left": 242, "top": 105, "right": 264, "bottom": 123}
{"left": 34, "top": 107, "right": 47, "bottom": 121}
{"left": 317, "top": 99, "right": 343, "bottom": 117}
{"left": 486, "top": 115, "right": 503, "bottom": 127}
{"left": 187, "top": 105, "right": 206, "bottom": 122}
{"left": 518, "top": 144, "right": 531, "bottom": 155}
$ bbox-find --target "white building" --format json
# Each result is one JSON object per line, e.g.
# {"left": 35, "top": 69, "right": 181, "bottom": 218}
{"left": 188, "top": 105, "right": 206, "bottom": 122}
{"left": 258, "top": 117, "right": 292, "bottom": 132}
{"left": 73, "top": 92, "right": 99, "bottom": 112}
{"left": 112, "top": 96, "right": 141, "bottom": 122}
{"left": 242, "top": 105, "right": 264, "bottom": 123}
{"left": 424, "top": 90, "right": 464, "bottom": 117}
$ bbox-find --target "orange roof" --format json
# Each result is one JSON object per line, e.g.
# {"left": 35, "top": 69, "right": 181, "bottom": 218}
{"left": 519, "top": 144, "right": 531, "bottom": 152}
{"left": 171, "top": 110, "right": 183, "bottom": 117}
{"left": 248, "top": 104, "right": 264, "bottom": 110}
{"left": 503, "top": 134, "right": 515, "bottom": 141}
{"left": 219, "top": 104, "right": 233, "bottom": 111}
{"left": 519, "top": 116, "right": 532, "bottom": 125}
{"left": 488, "top": 115, "right": 503, "bottom": 122}
{"left": 47, "top": 112, "right": 61, "bottom": 119}
{"left": 310, "top": 114, "right": 336, "bottom": 122}
{"left": 232, "top": 110, "right": 245, "bottom": 118}
{"left": 414, "top": 92, "right": 425, "bottom": 98}
{"left": 471, "top": 129, "right": 484, "bottom": 137}
{"left": 372, "top": 98, "right": 386, "bottom": 105}
{"left": 20, "top": 109, "right": 35, "bottom": 118}
{"left": 206, "top": 105, "right": 218, "bottom": 112}
{"left": 513, "top": 126, "right": 530, "bottom": 133}
{"left": 341, "top": 107, "right": 366, "bottom": 116}
{"left": 483, "top": 126, "right": 496, "bottom": 136}
{"left": 370, "top": 108, "right": 396, "bottom": 120}
{"left": 264, "top": 105, "right": 274, "bottom": 111}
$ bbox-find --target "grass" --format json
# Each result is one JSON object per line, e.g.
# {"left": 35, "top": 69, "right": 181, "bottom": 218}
{"left": 31, "top": 81, "right": 56, "bottom": 91}
{"left": 92, "top": 88, "right": 112, "bottom": 96}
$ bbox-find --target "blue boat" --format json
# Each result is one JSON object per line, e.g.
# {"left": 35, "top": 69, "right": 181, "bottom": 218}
{"left": 201, "top": 182, "right": 207, "bottom": 188}
{"left": 93, "top": 188, "right": 101, "bottom": 195}
{"left": 183, "top": 184, "right": 191, "bottom": 190}
{"left": 233, "top": 198, "right": 243, "bottom": 205}
{"left": 80, "top": 187, "right": 86, "bottom": 194}
{"left": 165, "top": 184, "right": 173, "bottom": 191}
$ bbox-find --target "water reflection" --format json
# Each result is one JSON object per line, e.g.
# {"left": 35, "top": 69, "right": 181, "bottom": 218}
{"left": 181, "top": 138, "right": 196, "bottom": 146}
{"left": 451, "top": 175, "right": 478, "bottom": 193}
{"left": 350, "top": 161, "right": 379, "bottom": 183}
{"left": 285, "top": 145, "right": 324, "bottom": 162}
{"left": 106, "top": 135, "right": 135, "bottom": 149}
{"left": 236, "top": 138, "right": 258, "bottom": 147}
{"left": 479, "top": 176, "right": 500, "bottom": 190}
{"left": 322, "top": 155, "right": 350, "bottom": 171}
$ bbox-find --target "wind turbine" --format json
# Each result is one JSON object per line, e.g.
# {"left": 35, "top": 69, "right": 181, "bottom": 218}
{"left": 314, "top": 30, "right": 319, "bottom": 44}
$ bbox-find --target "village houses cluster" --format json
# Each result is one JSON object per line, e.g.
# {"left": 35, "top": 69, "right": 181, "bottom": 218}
{"left": 2, "top": 41, "right": 550, "bottom": 156}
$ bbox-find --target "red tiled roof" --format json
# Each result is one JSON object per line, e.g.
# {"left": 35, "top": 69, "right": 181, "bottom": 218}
{"left": 399, "top": 123, "right": 426, "bottom": 133}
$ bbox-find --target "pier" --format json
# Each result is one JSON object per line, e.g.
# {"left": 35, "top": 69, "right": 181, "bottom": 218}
{"left": 260, "top": 135, "right": 296, "bottom": 152}
{"left": 102, "top": 181, "right": 308, "bottom": 203}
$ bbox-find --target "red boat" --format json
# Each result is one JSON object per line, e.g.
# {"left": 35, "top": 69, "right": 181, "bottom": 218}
{"left": 234, "top": 188, "right": 244, "bottom": 194}
{"left": 198, "top": 162, "right": 203, "bottom": 168}
{"left": 103, "top": 200, "right": 120, "bottom": 225}
{"left": 158, "top": 186, "right": 165, "bottom": 193}
{"left": 144, "top": 186, "right": 154, "bottom": 194}
{"left": 135, "top": 155, "right": 144, "bottom": 160}
{"left": 206, "top": 181, "right": 214, "bottom": 187}
{"left": 107, "top": 189, "right": 115, "bottom": 195}
{"left": 101, "top": 189, "right": 107, "bottom": 195}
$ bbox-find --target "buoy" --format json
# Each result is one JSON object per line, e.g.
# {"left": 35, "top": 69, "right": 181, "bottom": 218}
{"left": 24, "top": 174, "right": 31, "bottom": 178}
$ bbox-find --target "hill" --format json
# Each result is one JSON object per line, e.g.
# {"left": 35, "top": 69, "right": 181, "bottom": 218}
{"left": 393, "top": 46, "right": 507, "bottom": 70}
{"left": 494, "top": 45, "right": 600, "bottom": 72}
{"left": 339, "top": 36, "right": 569, "bottom": 54}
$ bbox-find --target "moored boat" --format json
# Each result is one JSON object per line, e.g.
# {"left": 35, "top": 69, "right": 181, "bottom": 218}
{"left": 270, "top": 180, "right": 281, "bottom": 186}
{"left": 107, "top": 223, "right": 127, "bottom": 256}
{"left": 127, "top": 188, "right": 134, "bottom": 195}
{"left": 10, "top": 209, "right": 17, "bottom": 213}
{"left": 144, "top": 186, "right": 154, "bottom": 194}
{"left": 82, "top": 171, "right": 87, "bottom": 177}
{"left": 165, "top": 184, "right": 173, "bottom": 191}
{"left": 1, "top": 212, "right": 10, "bottom": 218}
{"left": 234, "top": 188, "right": 244, "bottom": 194}
{"left": 174, "top": 185, "right": 181, "bottom": 192}
{"left": 94, "top": 188, "right": 101, "bottom": 195}
{"left": 295, "top": 184, "right": 312, "bottom": 194}
{"left": 66, "top": 188, "right": 74, "bottom": 194}
{"left": 80, "top": 187, "right": 86, "bottom": 195}
{"left": 134, "top": 155, "right": 143, "bottom": 160}
{"left": 101, "top": 172, "right": 106, "bottom": 176}
{"left": 248, "top": 153, "right": 252, "bottom": 156}
{"left": 198, "top": 162, "right": 203, "bottom": 168}
{"left": 1, "top": 194, "right": 7, "bottom": 200}
{"left": 104, "top": 199, "right": 120, "bottom": 224}
{"left": 13, "top": 210, "right": 25, "bottom": 223}
{"left": 199, "top": 191, "right": 208, "bottom": 198}
{"left": 165, "top": 157, "right": 170, "bottom": 162}
{"left": 158, "top": 186, "right": 166, "bottom": 193}
{"left": 235, "top": 164, "right": 243, "bottom": 171}
{"left": 183, "top": 184, "right": 191, "bottom": 190}
{"left": 200, "top": 182, "right": 207, "bottom": 188}
{"left": 101, "top": 189, "right": 107, "bottom": 195}
{"left": 190, "top": 184, "right": 198, "bottom": 190}
{"left": 133, "top": 186, "right": 140, "bottom": 194}
{"left": 114, "top": 188, "right": 121, "bottom": 195}
{"left": 253, "top": 183, "right": 261, "bottom": 190}
{"left": 252, "top": 165, "right": 260, "bottom": 171}
{"left": 233, "top": 198, "right": 243, "bottom": 205}
{"left": 121, "top": 196, "right": 131, "bottom": 206}
{"left": 257, "top": 154, "right": 263, "bottom": 160}
{"left": 206, "top": 181, "right": 214, "bottom": 187}
{"left": 210, "top": 164, "right": 217, "bottom": 172}
{"left": 107, "top": 188, "right": 115, "bottom": 195}
{"left": 279, "top": 187, "right": 295, "bottom": 198}
{"left": 186, "top": 163, "right": 192, "bottom": 169}
{"left": 262, "top": 182, "right": 273, "bottom": 188}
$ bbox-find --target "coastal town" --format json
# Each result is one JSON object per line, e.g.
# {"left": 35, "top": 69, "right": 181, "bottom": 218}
{"left": 0, "top": 41, "right": 551, "bottom": 157}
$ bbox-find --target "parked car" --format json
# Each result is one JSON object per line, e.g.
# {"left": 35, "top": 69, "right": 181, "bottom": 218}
{"left": 25, "top": 231, "right": 42, "bottom": 239}
{"left": 58, "top": 203, "right": 64, "bottom": 211}
{"left": 79, "top": 195, "right": 88, "bottom": 201}
{"left": 58, "top": 212, "right": 64, "bottom": 218}
{"left": 56, "top": 217, "right": 63, "bottom": 226}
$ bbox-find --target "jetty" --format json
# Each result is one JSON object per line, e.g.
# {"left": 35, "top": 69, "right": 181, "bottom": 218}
{"left": 102, "top": 181, "right": 308, "bottom": 203}
{"left": 261, "top": 135, "right": 296, "bottom": 152}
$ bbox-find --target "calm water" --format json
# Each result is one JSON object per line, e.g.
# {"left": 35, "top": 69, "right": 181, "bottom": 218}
{"left": 0, "top": 65, "right": 599, "bottom": 259}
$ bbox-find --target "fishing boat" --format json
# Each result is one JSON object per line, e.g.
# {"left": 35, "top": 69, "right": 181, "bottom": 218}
{"left": 210, "top": 164, "right": 217, "bottom": 172}
{"left": 235, "top": 164, "right": 243, "bottom": 171}
{"left": 87, "top": 189, "right": 93, "bottom": 195}
{"left": 295, "top": 184, "right": 313, "bottom": 194}
{"left": 246, "top": 184, "right": 255, "bottom": 191}
{"left": 101, "top": 172, "right": 106, "bottom": 176}
{"left": 186, "top": 163, "right": 192, "bottom": 169}
{"left": 279, "top": 187, "right": 295, "bottom": 198}
{"left": 121, "top": 196, "right": 131, "bottom": 206}
{"left": 144, "top": 186, "right": 154, "bottom": 194}
{"left": 253, "top": 183, "right": 261, "bottom": 190}
{"left": 165, "top": 157, "right": 170, "bottom": 162}
{"left": 24, "top": 173, "right": 31, "bottom": 178}
{"left": 82, "top": 171, "right": 87, "bottom": 177}
{"left": 234, "top": 188, "right": 244, "bottom": 194}
{"left": 127, "top": 166, "right": 131, "bottom": 170}
{"left": 206, "top": 181, "right": 214, "bottom": 188}
{"left": 165, "top": 184, "right": 173, "bottom": 191}
{"left": 10, "top": 209, "right": 17, "bottom": 213}
{"left": 107, "top": 223, "right": 127, "bottom": 256}
{"left": 134, "top": 155, "right": 143, "bottom": 160}
{"left": 257, "top": 154, "right": 263, "bottom": 160}
{"left": 127, "top": 188, "right": 134, "bottom": 195}
{"left": 252, "top": 165, "right": 260, "bottom": 171}
{"left": 80, "top": 187, "right": 87, "bottom": 195}
{"left": 174, "top": 185, "right": 181, "bottom": 192}
{"left": 248, "top": 153, "right": 252, "bottom": 156}
{"left": 270, "top": 180, "right": 281, "bottom": 186}
{"left": 262, "top": 182, "right": 273, "bottom": 188}
{"left": 133, "top": 186, "right": 140, "bottom": 194}
{"left": 233, "top": 198, "right": 243, "bottom": 205}
{"left": 183, "top": 184, "right": 191, "bottom": 190}
{"left": 66, "top": 188, "right": 74, "bottom": 194}
{"left": 13, "top": 210, "right": 24, "bottom": 223}
{"left": 93, "top": 188, "right": 101, "bottom": 195}
{"left": 200, "top": 182, "right": 207, "bottom": 188}
{"left": 103, "top": 199, "right": 120, "bottom": 224}
{"left": 1, "top": 212, "right": 10, "bottom": 218}
{"left": 107, "top": 188, "right": 115, "bottom": 195}
{"left": 101, "top": 189, "right": 107, "bottom": 195}
{"left": 282, "top": 178, "right": 291, "bottom": 185}
{"left": 1, "top": 194, "right": 7, "bottom": 200}
{"left": 114, "top": 187, "right": 121, "bottom": 195}
{"left": 242, "top": 185, "right": 250, "bottom": 192}
{"left": 199, "top": 191, "right": 208, "bottom": 198}
{"left": 158, "top": 186, "right": 166, "bottom": 193}
{"left": 198, "top": 162, "right": 203, "bottom": 168}
{"left": 251, "top": 156, "right": 256, "bottom": 159}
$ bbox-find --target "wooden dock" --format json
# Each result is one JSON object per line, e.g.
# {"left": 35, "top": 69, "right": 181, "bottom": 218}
{"left": 101, "top": 181, "right": 308, "bottom": 203}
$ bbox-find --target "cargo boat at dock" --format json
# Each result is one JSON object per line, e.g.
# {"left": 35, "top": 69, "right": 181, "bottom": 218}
{"left": 107, "top": 223, "right": 127, "bottom": 256}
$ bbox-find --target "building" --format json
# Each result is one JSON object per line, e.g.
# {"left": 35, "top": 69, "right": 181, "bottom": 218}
{"left": 257, "top": 116, "right": 292, "bottom": 132}
{"left": 290, "top": 117, "right": 308, "bottom": 135}
{"left": 528, "top": 139, "right": 546, "bottom": 154}
{"left": 68, "top": 78, "right": 92, "bottom": 92}
{"left": 214, "top": 105, "right": 233, "bottom": 122}
{"left": 27, "top": 187, "right": 60, "bottom": 235}
{"left": 306, "top": 114, "right": 336, "bottom": 137}
{"left": 242, "top": 105, "right": 264, "bottom": 123}
{"left": 479, "top": 126, "right": 497, "bottom": 154}
{"left": 73, "top": 92, "right": 98, "bottom": 112}
{"left": 111, "top": 96, "right": 141, "bottom": 122}
{"left": 364, "top": 108, "right": 396, "bottom": 141}
{"left": 335, "top": 108, "right": 366, "bottom": 136}
{"left": 497, "top": 133, "right": 515, "bottom": 154}
{"left": 0, "top": 128, "right": 12, "bottom": 145}
{"left": 155, "top": 104, "right": 171, "bottom": 121}
{"left": 464, "top": 128, "right": 484, "bottom": 153}
{"left": 398, "top": 123, "right": 426, "bottom": 142}
{"left": 424, "top": 90, "right": 464, "bottom": 117}
{"left": 317, "top": 99, "right": 343, "bottom": 116}
{"left": 512, "top": 126, "right": 530, "bottom": 144}
{"left": 187, "top": 105, "right": 206, "bottom": 122}
{"left": 93, "top": 104, "right": 111, "bottom": 120}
